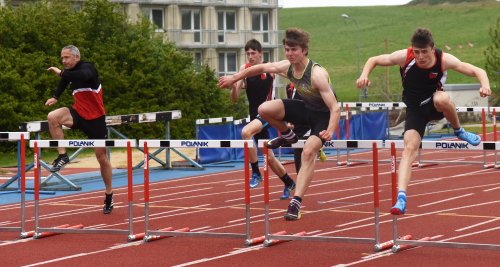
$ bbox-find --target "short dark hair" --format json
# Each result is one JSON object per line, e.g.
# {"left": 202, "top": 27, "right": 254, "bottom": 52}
{"left": 411, "top": 28, "right": 434, "bottom": 48}
{"left": 282, "top": 28, "right": 310, "bottom": 50}
{"left": 245, "top": 39, "right": 262, "bottom": 52}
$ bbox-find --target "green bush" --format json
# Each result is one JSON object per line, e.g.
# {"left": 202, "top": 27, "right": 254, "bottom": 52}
{"left": 0, "top": 0, "right": 246, "bottom": 152}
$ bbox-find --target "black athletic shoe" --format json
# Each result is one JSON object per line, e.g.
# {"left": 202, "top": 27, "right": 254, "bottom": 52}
{"left": 267, "top": 135, "right": 298, "bottom": 149}
{"left": 103, "top": 193, "right": 114, "bottom": 214}
{"left": 284, "top": 201, "right": 301, "bottom": 221}
{"left": 50, "top": 153, "right": 70, "bottom": 173}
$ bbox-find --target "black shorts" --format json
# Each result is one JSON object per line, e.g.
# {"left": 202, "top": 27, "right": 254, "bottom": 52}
{"left": 282, "top": 99, "right": 329, "bottom": 138}
{"left": 404, "top": 99, "right": 444, "bottom": 138}
{"left": 252, "top": 115, "right": 270, "bottom": 142}
{"left": 69, "top": 107, "right": 108, "bottom": 139}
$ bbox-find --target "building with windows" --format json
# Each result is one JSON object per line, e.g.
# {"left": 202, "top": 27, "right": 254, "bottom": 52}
{"left": 124, "top": 0, "right": 281, "bottom": 76}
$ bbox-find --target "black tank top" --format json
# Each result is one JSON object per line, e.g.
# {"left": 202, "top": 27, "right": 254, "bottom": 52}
{"left": 400, "top": 47, "right": 447, "bottom": 107}
{"left": 286, "top": 59, "right": 335, "bottom": 112}
{"left": 244, "top": 63, "right": 274, "bottom": 119}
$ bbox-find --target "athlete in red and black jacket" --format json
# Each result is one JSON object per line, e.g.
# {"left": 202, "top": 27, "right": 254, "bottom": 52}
{"left": 45, "top": 45, "right": 114, "bottom": 215}
{"left": 53, "top": 60, "right": 105, "bottom": 120}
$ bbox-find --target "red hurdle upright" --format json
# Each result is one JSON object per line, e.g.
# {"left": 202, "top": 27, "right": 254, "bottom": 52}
{"left": 0, "top": 132, "right": 29, "bottom": 237}
{"left": 31, "top": 139, "right": 137, "bottom": 240}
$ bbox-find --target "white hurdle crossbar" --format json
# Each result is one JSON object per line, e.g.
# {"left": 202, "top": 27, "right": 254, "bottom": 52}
{"left": 0, "top": 132, "right": 29, "bottom": 237}
{"left": 30, "top": 139, "right": 138, "bottom": 240}
{"left": 139, "top": 140, "right": 255, "bottom": 244}
{"left": 259, "top": 140, "right": 383, "bottom": 250}
{"left": 388, "top": 139, "right": 498, "bottom": 167}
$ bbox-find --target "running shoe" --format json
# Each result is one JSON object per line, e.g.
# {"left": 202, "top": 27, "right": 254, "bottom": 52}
{"left": 267, "top": 135, "right": 298, "bottom": 149}
{"left": 454, "top": 127, "right": 481, "bottom": 146}
{"left": 249, "top": 172, "right": 263, "bottom": 188}
{"left": 103, "top": 193, "right": 114, "bottom": 214}
{"left": 280, "top": 182, "right": 296, "bottom": 200}
{"left": 284, "top": 202, "right": 301, "bottom": 221}
{"left": 390, "top": 198, "right": 407, "bottom": 215}
{"left": 50, "top": 153, "right": 70, "bottom": 173}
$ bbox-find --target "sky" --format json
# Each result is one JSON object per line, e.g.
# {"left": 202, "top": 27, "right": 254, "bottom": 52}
{"left": 279, "top": 0, "right": 413, "bottom": 8}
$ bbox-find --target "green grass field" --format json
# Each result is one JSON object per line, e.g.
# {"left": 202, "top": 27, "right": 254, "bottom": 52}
{"left": 278, "top": 1, "right": 498, "bottom": 101}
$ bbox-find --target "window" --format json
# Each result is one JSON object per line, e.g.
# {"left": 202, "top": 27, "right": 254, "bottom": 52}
{"left": 263, "top": 51, "right": 271, "bottom": 63}
{"left": 182, "top": 9, "right": 201, "bottom": 42}
{"left": 194, "top": 52, "right": 202, "bottom": 71}
{"left": 217, "top": 11, "right": 236, "bottom": 43}
{"left": 252, "top": 12, "right": 269, "bottom": 43}
{"left": 218, "top": 52, "right": 237, "bottom": 76}
{"left": 150, "top": 9, "right": 164, "bottom": 31}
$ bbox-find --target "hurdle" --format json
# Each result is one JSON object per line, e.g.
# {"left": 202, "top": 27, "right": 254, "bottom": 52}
{"left": 16, "top": 110, "right": 191, "bottom": 191}
{"left": 412, "top": 107, "right": 500, "bottom": 168}
{"left": 106, "top": 110, "right": 200, "bottom": 170}
{"left": 139, "top": 139, "right": 256, "bottom": 244}
{"left": 388, "top": 140, "right": 500, "bottom": 251}
{"left": 260, "top": 140, "right": 383, "bottom": 250}
{"left": 336, "top": 109, "right": 362, "bottom": 166}
{"left": 30, "top": 139, "right": 138, "bottom": 240}
{"left": 0, "top": 132, "right": 30, "bottom": 237}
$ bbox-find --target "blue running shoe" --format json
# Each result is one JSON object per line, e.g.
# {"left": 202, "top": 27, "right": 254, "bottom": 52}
{"left": 284, "top": 202, "right": 301, "bottom": 221}
{"left": 249, "top": 173, "right": 263, "bottom": 188}
{"left": 280, "top": 182, "right": 296, "bottom": 200}
{"left": 454, "top": 127, "right": 481, "bottom": 146}
{"left": 390, "top": 198, "right": 407, "bottom": 215}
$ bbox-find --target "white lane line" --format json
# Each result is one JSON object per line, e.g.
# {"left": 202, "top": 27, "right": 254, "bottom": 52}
{"left": 319, "top": 199, "right": 500, "bottom": 237}
{"left": 444, "top": 225, "right": 500, "bottom": 241}
{"left": 318, "top": 192, "right": 373, "bottom": 204}
{"left": 171, "top": 246, "right": 264, "bottom": 267}
{"left": 147, "top": 187, "right": 214, "bottom": 200}
{"left": 172, "top": 230, "right": 325, "bottom": 267}
{"left": 146, "top": 188, "right": 242, "bottom": 204}
{"left": 333, "top": 235, "right": 443, "bottom": 267}
{"left": 224, "top": 176, "right": 364, "bottom": 203}
{"left": 483, "top": 186, "right": 500, "bottom": 192}
{"left": 456, "top": 218, "right": 500, "bottom": 232}
{"left": 22, "top": 241, "right": 144, "bottom": 267}
{"left": 418, "top": 193, "right": 474, "bottom": 208}
{"left": 0, "top": 237, "right": 33, "bottom": 247}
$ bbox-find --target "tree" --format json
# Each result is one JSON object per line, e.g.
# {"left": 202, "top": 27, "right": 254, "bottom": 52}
{"left": 0, "top": 0, "right": 246, "bottom": 145}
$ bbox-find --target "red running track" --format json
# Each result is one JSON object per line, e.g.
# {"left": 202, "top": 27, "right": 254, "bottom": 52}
{"left": 1, "top": 144, "right": 499, "bottom": 266}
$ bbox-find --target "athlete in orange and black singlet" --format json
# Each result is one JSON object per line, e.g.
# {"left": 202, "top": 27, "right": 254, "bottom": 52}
{"left": 357, "top": 28, "right": 490, "bottom": 216}
{"left": 400, "top": 46, "right": 447, "bottom": 138}
{"left": 228, "top": 39, "right": 296, "bottom": 200}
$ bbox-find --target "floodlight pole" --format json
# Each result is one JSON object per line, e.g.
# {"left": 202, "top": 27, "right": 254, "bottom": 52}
{"left": 341, "top": 13, "right": 366, "bottom": 101}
